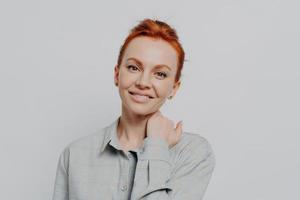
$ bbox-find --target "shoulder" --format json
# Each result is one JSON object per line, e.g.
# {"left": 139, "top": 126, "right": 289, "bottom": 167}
{"left": 174, "top": 131, "right": 214, "bottom": 154}
{"left": 70, "top": 128, "right": 107, "bottom": 149}
{"left": 170, "top": 132, "right": 216, "bottom": 187}
{"left": 171, "top": 131, "right": 216, "bottom": 166}
{"left": 58, "top": 126, "right": 108, "bottom": 157}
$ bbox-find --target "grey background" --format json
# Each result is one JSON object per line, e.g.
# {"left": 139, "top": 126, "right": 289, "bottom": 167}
{"left": 1, "top": 0, "right": 299, "bottom": 199}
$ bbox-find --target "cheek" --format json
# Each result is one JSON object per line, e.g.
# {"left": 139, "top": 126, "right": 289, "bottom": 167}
{"left": 153, "top": 82, "right": 173, "bottom": 97}
{"left": 119, "top": 74, "right": 136, "bottom": 88}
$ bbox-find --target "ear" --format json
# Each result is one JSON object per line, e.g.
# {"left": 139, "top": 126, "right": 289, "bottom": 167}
{"left": 114, "top": 64, "right": 119, "bottom": 86}
{"left": 170, "top": 80, "right": 181, "bottom": 97}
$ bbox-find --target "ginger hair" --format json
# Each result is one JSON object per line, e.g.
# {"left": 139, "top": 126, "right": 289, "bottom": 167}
{"left": 117, "top": 18, "right": 185, "bottom": 83}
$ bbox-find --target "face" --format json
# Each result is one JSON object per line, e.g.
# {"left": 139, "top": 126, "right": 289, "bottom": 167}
{"left": 114, "top": 36, "right": 181, "bottom": 116}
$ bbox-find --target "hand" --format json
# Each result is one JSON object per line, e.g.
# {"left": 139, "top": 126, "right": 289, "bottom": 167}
{"left": 146, "top": 110, "right": 183, "bottom": 148}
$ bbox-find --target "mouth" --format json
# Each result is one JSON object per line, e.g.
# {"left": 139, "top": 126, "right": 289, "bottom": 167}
{"left": 128, "top": 91, "right": 154, "bottom": 99}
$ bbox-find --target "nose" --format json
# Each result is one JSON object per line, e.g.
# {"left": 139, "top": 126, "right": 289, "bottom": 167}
{"left": 136, "top": 72, "right": 151, "bottom": 89}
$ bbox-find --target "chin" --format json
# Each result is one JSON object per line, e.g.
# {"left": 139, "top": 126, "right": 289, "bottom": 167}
{"left": 123, "top": 102, "right": 152, "bottom": 116}
{"left": 129, "top": 106, "right": 153, "bottom": 116}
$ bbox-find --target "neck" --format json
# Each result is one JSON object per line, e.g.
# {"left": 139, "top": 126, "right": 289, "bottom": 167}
{"left": 117, "top": 106, "right": 154, "bottom": 151}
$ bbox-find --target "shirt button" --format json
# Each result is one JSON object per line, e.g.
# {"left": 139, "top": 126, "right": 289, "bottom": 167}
{"left": 121, "top": 185, "right": 128, "bottom": 191}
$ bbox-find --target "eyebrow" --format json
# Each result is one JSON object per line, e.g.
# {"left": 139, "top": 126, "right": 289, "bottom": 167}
{"left": 126, "top": 57, "right": 172, "bottom": 71}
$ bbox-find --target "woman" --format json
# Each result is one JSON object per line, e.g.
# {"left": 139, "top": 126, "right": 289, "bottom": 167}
{"left": 52, "top": 18, "right": 216, "bottom": 200}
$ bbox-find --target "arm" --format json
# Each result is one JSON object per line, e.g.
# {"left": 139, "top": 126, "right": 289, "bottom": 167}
{"left": 52, "top": 147, "right": 70, "bottom": 200}
{"left": 131, "top": 136, "right": 216, "bottom": 200}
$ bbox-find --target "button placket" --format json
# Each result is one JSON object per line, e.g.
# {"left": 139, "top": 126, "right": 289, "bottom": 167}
{"left": 119, "top": 154, "right": 129, "bottom": 194}
{"left": 121, "top": 184, "right": 128, "bottom": 191}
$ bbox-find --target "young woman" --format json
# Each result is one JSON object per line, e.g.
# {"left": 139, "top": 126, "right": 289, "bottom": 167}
{"left": 52, "top": 18, "right": 216, "bottom": 200}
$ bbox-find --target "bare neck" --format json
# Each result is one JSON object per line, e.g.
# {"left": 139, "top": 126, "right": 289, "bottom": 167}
{"left": 116, "top": 111, "right": 150, "bottom": 152}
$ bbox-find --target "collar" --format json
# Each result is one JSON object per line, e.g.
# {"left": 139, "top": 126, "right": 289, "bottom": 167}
{"left": 99, "top": 116, "right": 142, "bottom": 154}
{"left": 99, "top": 116, "right": 122, "bottom": 154}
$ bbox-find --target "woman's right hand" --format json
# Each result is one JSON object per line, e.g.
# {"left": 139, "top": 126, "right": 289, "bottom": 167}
{"left": 146, "top": 110, "right": 183, "bottom": 148}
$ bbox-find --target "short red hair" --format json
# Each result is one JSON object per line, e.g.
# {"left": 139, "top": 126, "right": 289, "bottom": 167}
{"left": 117, "top": 18, "right": 185, "bottom": 83}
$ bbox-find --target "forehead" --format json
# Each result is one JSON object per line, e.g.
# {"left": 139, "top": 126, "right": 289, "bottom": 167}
{"left": 122, "top": 37, "right": 178, "bottom": 71}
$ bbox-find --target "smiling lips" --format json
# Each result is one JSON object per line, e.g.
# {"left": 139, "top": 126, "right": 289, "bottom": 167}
{"left": 129, "top": 91, "right": 154, "bottom": 98}
{"left": 129, "top": 91, "right": 154, "bottom": 103}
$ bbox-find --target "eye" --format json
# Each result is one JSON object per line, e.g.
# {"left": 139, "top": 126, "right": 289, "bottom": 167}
{"left": 127, "top": 65, "right": 139, "bottom": 71}
{"left": 127, "top": 65, "right": 138, "bottom": 71}
{"left": 156, "top": 72, "right": 168, "bottom": 79}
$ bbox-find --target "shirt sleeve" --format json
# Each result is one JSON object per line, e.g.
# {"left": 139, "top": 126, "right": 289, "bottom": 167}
{"left": 131, "top": 135, "right": 216, "bottom": 200}
{"left": 52, "top": 147, "right": 70, "bottom": 200}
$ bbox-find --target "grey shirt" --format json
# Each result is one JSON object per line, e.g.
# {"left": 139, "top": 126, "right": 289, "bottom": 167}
{"left": 52, "top": 116, "right": 216, "bottom": 200}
